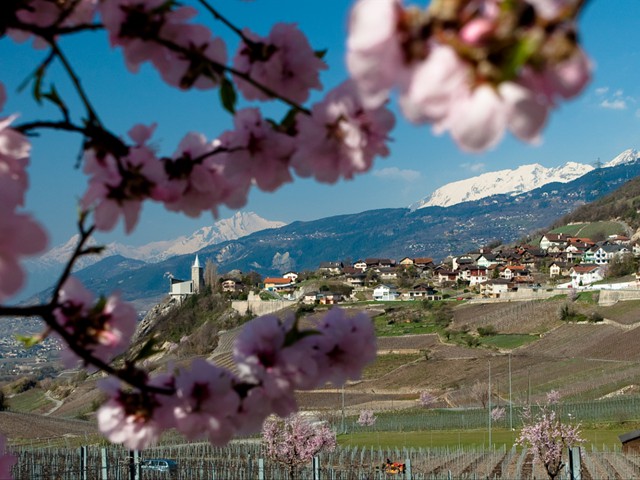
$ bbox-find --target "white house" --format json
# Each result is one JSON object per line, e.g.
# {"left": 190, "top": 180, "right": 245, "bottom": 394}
{"left": 283, "top": 271, "right": 298, "bottom": 283}
{"left": 373, "top": 285, "right": 399, "bottom": 301}
{"left": 569, "top": 264, "right": 603, "bottom": 287}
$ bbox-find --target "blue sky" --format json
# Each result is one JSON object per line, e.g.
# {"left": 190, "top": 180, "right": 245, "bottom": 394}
{"left": 2, "top": 0, "right": 640, "bottom": 249}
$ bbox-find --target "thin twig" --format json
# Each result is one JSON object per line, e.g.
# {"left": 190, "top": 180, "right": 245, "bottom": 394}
{"left": 49, "top": 41, "right": 102, "bottom": 126}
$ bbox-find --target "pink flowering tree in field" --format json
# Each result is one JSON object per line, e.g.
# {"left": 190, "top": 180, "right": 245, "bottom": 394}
{"left": 357, "top": 409, "right": 377, "bottom": 427}
{"left": 490, "top": 406, "right": 506, "bottom": 422}
{"left": 0, "top": 0, "right": 593, "bottom": 466}
{"left": 516, "top": 391, "right": 584, "bottom": 480}
{"left": 262, "top": 414, "right": 337, "bottom": 480}
{"left": 419, "top": 390, "right": 436, "bottom": 407}
{"left": 0, "top": 435, "right": 16, "bottom": 479}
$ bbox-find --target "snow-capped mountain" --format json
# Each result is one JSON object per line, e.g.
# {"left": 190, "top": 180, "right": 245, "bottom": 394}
{"left": 410, "top": 148, "right": 639, "bottom": 210}
{"left": 20, "top": 212, "right": 285, "bottom": 301}
{"left": 36, "top": 212, "right": 286, "bottom": 267}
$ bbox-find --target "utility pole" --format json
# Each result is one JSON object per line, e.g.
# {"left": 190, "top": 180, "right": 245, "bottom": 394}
{"left": 488, "top": 361, "right": 492, "bottom": 449}
{"left": 508, "top": 353, "right": 513, "bottom": 431}
{"left": 341, "top": 385, "right": 345, "bottom": 434}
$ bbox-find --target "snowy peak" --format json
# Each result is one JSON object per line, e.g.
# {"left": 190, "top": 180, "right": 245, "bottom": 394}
{"left": 146, "top": 212, "right": 286, "bottom": 261}
{"left": 410, "top": 148, "right": 640, "bottom": 210}
{"left": 605, "top": 148, "right": 639, "bottom": 167}
{"left": 411, "top": 161, "right": 594, "bottom": 210}
{"left": 35, "top": 212, "right": 286, "bottom": 267}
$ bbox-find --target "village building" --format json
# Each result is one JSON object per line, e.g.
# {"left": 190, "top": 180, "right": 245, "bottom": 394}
{"left": 373, "top": 284, "right": 399, "bottom": 301}
{"left": 169, "top": 255, "right": 204, "bottom": 301}
{"left": 569, "top": 264, "right": 603, "bottom": 287}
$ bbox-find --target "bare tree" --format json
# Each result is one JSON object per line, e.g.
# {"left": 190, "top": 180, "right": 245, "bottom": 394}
{"left": 204, "top": 259, "right": 218, "bottom": 291}
{"left": 471, "top": 380, "right": 489, "bottom": 408}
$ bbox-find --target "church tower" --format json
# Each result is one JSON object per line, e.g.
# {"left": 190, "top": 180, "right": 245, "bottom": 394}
{"left": 191, "top": 255, "right": 204, "bottom": 293}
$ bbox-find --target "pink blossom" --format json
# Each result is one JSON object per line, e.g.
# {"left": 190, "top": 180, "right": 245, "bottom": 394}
{"left": 517, "top": 402, "right": 584, "bottom": 479}
{"left": 233, "top": 314, "right": 318, "bottom": 416}
{"left": 232, "top": 386, "right": 273, "bottom": 436}
{"left": 9, "top": 0, "right": 98, "bottom": 48}
{"left": 460, "top": 18, "right": 496, "bottom": 45}
{"left": 0, "top": 113, "right": 31, "bottom": 209}
{"left": 217, "top": 108, "right": 294, "bottom": 193}
{"left": 172, "top": 358, "right": 240, "bottom": 445}
{"left": 419, "top": 391, "right": 436, "bottom": 407}
{"left": 262, "top": 414, "right": 336, "bottom": 474}
{"left": 346, "top": 0, "right": 591, "bottom": 152}
{"left": 99, "top": 1, "right": 227, "bottom": 89}
{"left": 346, "top": 0, "right": 408, "bottom": 109}
{"left": 0, "top": 211, "right": 47, "bottom": 301}
{"left": 233, "top": 23, "right": 326, "bottom": 103}
{"left": 0, "top": 433, "right": 16, "bottom": 479}
{"left": 528, "top": 0, "right": 577, "bottom": 20}
{"left": 539, "top": 50, "right": 592, "bottom": 101}
{"left": 546, "top": 390, "right": 561, "bottom": 404}
{"left": 491, "top": 406, "right": 506, "bottom": 422}
{"left": 158, "top": 133, "right": 242, "bottom": 218}
{"left": 81, "top": 124, "right": 164, "bottom": 233}
{"left": 97, "top": 375, "right": 176, "bottom": 450}
{"left": 54, "top": 277, "right": 137, "bottom": 367}
{"left": 310, "top": 308, "right": 377, "bottom": 386}
{"left": 517, "top": 393, "right": 583, "bottom": 479}
{"left": 291, "top": 81, "right": 395, "bottom": 183}
{"left": 398, "top": 44, "right": 471, "bottom": 126}
{"left": 357, "top": 409, "right": 376, "bottom": 426}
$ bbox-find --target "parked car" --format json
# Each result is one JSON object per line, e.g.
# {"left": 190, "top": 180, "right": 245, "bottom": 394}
{"left": 140, "top": 458, "right": 178, "bottom": 476}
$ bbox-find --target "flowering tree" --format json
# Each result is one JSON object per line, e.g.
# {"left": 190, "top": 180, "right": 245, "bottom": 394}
{"left": 490, "top": 406, "right": 506, "bottom": 422}
{"left": 516, "top": 391, "right": 584, "bottom": 480}
{"left": 0, "top": 436, "right": 16, "bottom": 479}
{"left": 0, "top": 0, "right": 593, "bottom": 467}
{"left": 262, "top": 413, "right": 336, "bottom": 480}
{"left": 419, "top": 390, "right": 436, "bottom": 407}
{"left": 357, "top": 409, "right": 377, "bottom": 426}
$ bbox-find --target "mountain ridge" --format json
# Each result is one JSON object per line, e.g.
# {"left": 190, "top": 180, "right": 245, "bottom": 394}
{"left": 410, "top": 148, "right": 639, "bottom": 210}
{"left": 60, "top": 159, "right": 640, "bottom": 304}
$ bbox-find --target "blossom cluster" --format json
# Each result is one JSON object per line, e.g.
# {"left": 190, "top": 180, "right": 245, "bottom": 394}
{"left": 0, "top": 434, "right": 16, "bottom": 480}
{"left": 347, "top": 0, "right": 591, "bottom": 151}
{"left": 357, "top": 409, "right": 377, "bottom": 427}
{"left": 97, "top": 308, "right": 376, "bottom": 450}
{"left": 262, "top": 413, "right": 337, "bottom": 470}
{"left": 490, "top": 406, "right": 506, "bottom": 422}
{"left": 517, "top": 393, "right": 584, "bottom": 479}
{"left": 419, "top": 390, "right": 436, "bottom": 407}
{"left": 53, "top": 277, "right": 137, "bottom": 368}
{"left": 0, "top": 83, "right": 48, "bottom": 301}
{"left": 79, "top": 80, "right": 393, "bottom": 234}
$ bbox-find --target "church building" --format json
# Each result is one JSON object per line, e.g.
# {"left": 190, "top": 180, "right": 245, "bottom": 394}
{"left": 169, "top": 255, "right": 204, "bottom": 301}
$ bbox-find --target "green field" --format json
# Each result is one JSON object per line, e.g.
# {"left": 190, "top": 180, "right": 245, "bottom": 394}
{"left": 478, "top": 334, "right": 539, "bottom": 349}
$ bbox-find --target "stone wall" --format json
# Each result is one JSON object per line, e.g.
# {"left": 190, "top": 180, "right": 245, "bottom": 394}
{"left": 231, "top": 291, "right": 296, "bottom": 316}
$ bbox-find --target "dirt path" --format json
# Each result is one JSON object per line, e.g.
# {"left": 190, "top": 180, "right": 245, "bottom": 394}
{"left": 44, "top": 391, "right": 63, "bottom": 416}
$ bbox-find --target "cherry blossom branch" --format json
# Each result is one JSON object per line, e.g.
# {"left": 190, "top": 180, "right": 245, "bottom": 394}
{"left": 196, "top": 0, "right": 257, "bottom": 48}
{"left": 48, "top": 40, "right": 102, "bottom": 126}
{"left": 154, "top": 37, "right": 311, "bottom": 114}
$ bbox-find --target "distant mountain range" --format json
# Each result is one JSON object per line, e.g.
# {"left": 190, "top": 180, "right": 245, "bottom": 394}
{"left": 410, "top": 149, "right": 638, "bottom": 209}
{"left": 21, "top": 148, "right": 640, "bottom": 307}
{"left": 20, "top": 212, "right": 286, "bottom": 302}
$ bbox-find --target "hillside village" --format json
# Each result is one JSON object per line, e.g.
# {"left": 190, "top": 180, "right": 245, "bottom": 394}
{"left": 175, "top": 227, "right": 640, "bottom": 306}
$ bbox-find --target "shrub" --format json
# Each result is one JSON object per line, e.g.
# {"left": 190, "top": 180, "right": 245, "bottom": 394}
{"left": 477, "top": 325, "right": 498, "bottom": 336}
{"left": 589, "top": 311, "right": 604, "bottom": 323}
